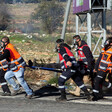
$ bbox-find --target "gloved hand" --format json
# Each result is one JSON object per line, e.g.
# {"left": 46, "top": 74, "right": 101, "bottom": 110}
{"left": 66, "top": 61, "right": 72, "bottom": 67}
{"left": 93, "top": 69, "right": 97, "bottom": 73}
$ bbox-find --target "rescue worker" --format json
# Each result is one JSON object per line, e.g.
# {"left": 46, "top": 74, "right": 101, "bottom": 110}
{"left": 0, "top": 48, "right": 11, "bottom": 96}
{"left": 69, "top": 35, "right": 95, "bottom": 96}
{"left": 0, "top": 36, "right": 33, "bottom": 99}
{"left": 55, "top": 39, "right": 92, "bottom": 101}
{"left": 92, "top": 37, "right": 112, "bottom": 101}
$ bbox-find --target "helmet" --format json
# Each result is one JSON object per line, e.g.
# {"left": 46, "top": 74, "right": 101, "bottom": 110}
{"left": 73, "top": 35, "right": 81, "bottom": 40}
{"left": 56, "top": 39, "right": 64, "bottom": 44}
{"left": 104, "top": 37, "right": 112, "bottom": 50}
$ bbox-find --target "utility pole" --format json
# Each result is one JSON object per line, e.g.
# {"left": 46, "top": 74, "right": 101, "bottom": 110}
{"left": 102, "top": 0, "right": 106, "bottom": 43}
{"left": 54, "top": 0, "right": 71, "bottom": 77}
{"left": 61, "top": 0, "right": 72, "bottom": 40}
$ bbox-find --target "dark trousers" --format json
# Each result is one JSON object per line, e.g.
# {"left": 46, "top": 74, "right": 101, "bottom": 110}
{"left": 58, "top": 68, "right": 87, "bottom": 92}
{"left": 0, "top": 70, "right": 11, "bottom": 93}
{"left": 93, "top": 70, "right": 111, "bottom": 94}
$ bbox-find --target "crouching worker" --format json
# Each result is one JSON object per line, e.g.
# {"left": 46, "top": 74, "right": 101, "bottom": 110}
{"left": 55, "top": 39, "right": 92, "bottom": 101}
{"left": 0, "top": 36, "right": 33, "bottom": 99}
{"left": 92, "top": 37, "right": 112, "bottom": 101}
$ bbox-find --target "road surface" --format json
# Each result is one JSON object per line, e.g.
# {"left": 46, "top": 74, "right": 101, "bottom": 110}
{"left": 0, "top": 85, "right": 112, "bottom": 112}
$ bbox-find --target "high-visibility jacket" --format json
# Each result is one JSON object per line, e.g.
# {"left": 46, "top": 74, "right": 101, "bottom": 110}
{"left": 5, "top": 43, "right": 26, "bottom": 72}
{"left": 0, "top": 49, "right": 8, "bottom": 71}
{"left": 98, "top": 48, "right": 112, "bottom": 73}
{"left": 59, "top": 46, "right": 77, "bottom": 70}
{"left": 78, "top": 44, "right": 88, "bottom": 66}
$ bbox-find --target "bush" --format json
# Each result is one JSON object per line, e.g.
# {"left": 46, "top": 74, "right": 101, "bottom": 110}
{"left": 31, "top": 0, "right": 64, "bottom": 34}
{"left": 47, "top": 75, "right": 58, "bottom": 85}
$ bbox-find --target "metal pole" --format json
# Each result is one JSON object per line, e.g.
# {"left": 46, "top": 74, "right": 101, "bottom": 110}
{"left": 54, "top": 0, "right": 72, "bottom": 77}
{"left": 87, "top": 13, "right": 91, "bottom": 50}
{"left": 76, "top": 14, "right": 79, "bottom": 35}
{"left": 102, "top": 0, "right": 106, "bottom": 42}
{"left": 61, "top": 0, "right": 72, "bottom": 40}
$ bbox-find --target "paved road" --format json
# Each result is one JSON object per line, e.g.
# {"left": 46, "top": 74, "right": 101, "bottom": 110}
{"left": 0, "top": 85, "right": 112, "bottom": 112}
{"left": 0, "top": 96, "right": 112, "bottom": 112}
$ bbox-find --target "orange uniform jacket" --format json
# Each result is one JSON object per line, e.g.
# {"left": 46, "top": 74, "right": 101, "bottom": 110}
{"left": 5, "top": 43, "right": 26, "bottom": 72}
{"left": 98, "top": 47, "right": 112, "bottom": 73}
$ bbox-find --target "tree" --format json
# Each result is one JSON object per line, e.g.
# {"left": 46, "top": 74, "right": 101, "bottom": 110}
{"left": 0, "top": 3, "right": 11, "bottom": 30}
{"left": 31, "top": 0, "right": 64, "bottom": 34}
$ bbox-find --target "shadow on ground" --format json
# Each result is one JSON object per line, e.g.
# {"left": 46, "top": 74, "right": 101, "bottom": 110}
{"left": 33, "top": 85, "right": 60, "bottom": 98}
{"left": 32, "top": 85, "right": 90, "bottom": 101}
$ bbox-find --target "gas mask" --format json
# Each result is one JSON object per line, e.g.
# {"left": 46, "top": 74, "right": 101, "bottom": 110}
{"left": 73, "top": 39, "right": 78, "bottom": 46}
{"left": 55, "top": 39, "right": 64, "bottom": 52}
{"left": 0, "top": 40, "right": 8, "bottom": 50}
{"left": 0, "top": 42, "right": 4, "bottom": 54}
{"left": 0, "top": 40, "right": 5, "bottom": 48}
{"left": 73, "top": 35, "right": 81, "bottom": 46}
{"left": 104, "top": 40, "right": 110, "bottom": 50}
{"left": 55, "top": 44, "right": 59, "bottom": 52}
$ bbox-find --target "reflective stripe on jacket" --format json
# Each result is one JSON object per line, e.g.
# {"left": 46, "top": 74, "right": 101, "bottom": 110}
{"left": 0, "top": 48, "right": 8, "bottom": 71}
{"left": 5, "top": 43, "right": 26, "bottom": 72}
{"left": 0, "top": 59, "right": 8, "bottom": 71}
{"left": 98, "top": 48, "right": 112, "bottom": 73}
{"left": 78, "top": 44, "right": 88, "bottom": 65}
{"left": 59, "top": 47, "right": 77, "bottom": 69}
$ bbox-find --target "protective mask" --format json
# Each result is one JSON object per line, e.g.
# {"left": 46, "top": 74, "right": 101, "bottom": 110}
{"left": 73, "top": 39, "right": 78, "bottom": 45}
{"left": 104, "top": 40, "right": 110, "bottom": 50}
{"left": 54, "top": 44, "right": 60, "bottom": 52}
{"left": 0, "top": 41, "right": 3, "bottom": 48}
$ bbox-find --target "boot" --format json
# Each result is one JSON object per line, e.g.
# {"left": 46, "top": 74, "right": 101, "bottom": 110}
{"left": 11, "top": 88, "right": 22, "bottom": 96}
{"left": 56, "top": 90, "right": 67, "bottom": 102}
{"left": 84, "top": 89, "right": 92, "bottom": 101}
{"left": 92, "top": 93, "right": 100, "bottom": 101}
{"left": 69, "top": 86, "right": 81, "bottom": 96}
{"left": 98, "top": 89, "right": 103, "bottom": 99}
{"left": 1, "top": 84, "right": 11, "bottom": 96}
